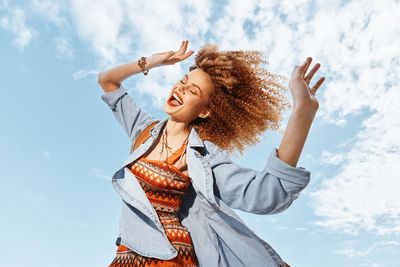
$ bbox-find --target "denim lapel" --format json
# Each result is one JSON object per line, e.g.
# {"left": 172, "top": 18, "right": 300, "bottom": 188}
{"left": 122, "top": 117, "right": 168, "bottom": 166}
{"left": 186, "top": 126, "right": 219, "bottom": 207}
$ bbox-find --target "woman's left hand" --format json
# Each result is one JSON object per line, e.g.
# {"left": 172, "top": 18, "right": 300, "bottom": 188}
{"left": 289, "top": 57, "right": 325, "bottom": 114}
{"left": 277, "top": 57, "right": 325, "bottom": 167}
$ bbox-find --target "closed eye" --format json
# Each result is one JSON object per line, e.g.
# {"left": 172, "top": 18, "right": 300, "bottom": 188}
{"left": 180, "top": 80, "right": 198, "bottom": 95}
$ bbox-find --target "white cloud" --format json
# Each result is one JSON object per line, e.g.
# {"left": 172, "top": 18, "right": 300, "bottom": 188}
{"left": 320, "top": 151, "right": 346, "bottom": 165}
{"left": 334, "top": 240, "right": 400, "bottom": 258}
{"left": 90, "top": 168, "right": 111, "bottom": 180}
{"left": 31, "top": 0, "right": 66, "bottom": 28}
{"left": 54, "top": 37, "right": 74, "bottom": 60}
{"left": 70, "top": 0, "right": 126, "bottom": 64}
{"left": 72, "top": 69, "right": 98, "bottom": 80}
{"left": 305, "top": 0, "right": 400, "bottom": 237}
{"left": 0, "top": 6, "right": 37, "bottom": 50}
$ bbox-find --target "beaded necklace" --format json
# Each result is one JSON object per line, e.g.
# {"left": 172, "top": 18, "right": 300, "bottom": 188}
{"left": 159, "top": 125, "right": 190, "bottom": 169}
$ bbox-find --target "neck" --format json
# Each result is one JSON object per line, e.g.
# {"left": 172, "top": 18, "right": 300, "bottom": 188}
{"left": 164, "top": 117, "right": 192, "bottom": 140}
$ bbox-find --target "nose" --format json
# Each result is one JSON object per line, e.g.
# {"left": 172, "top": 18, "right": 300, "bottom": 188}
{"left": 178, "top": 85, "right": 188, "bottom": 95}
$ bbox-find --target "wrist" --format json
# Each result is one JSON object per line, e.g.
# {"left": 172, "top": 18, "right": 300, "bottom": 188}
{"left": 144, "top": 55, "right": 160, "bottom": 70}
{"left": 137, "top": 56, "right": 150, "bottom": 75}
{"left": 292, "top": 104, "right": 317, "bottom": 120}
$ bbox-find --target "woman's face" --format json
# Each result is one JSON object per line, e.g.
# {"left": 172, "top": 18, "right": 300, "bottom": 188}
{"left": 163, "top": 68, "right": 214, "bottom": 124}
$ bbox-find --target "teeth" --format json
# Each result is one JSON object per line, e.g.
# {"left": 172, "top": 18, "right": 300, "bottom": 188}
{"left": 173, "top": 92, "right": 183, "bottom": 104}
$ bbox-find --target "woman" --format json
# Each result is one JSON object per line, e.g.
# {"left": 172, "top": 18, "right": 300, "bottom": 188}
{"left": 98, "top": 40, "right": 324, "bottom": 267}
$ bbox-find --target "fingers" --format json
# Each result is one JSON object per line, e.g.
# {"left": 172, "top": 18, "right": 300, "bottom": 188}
{"left": 177, "top": 40, "right": 189, "bottom": 55}
{"left": 305, "top": 62, "right": 321, "bottom": 85}
{"left": 163, "top": 51, "right": 175, "bottom": 59}
{"left": 292, "top": 57, "right": 311, "bottom": 78}
{"left": 310, "top": 76, "right": 325, "bottom": 94}
{"left": 161, "top": 40, "right": 194, "bottom": 65}
{"left": 292, "top": 57, "right": 323, "bottom": 86}
{"left": 180, "top": 50, "right": 194, "bottom": 60}
{"left": 176, "top": 40, "right": 194, "bottom": 60}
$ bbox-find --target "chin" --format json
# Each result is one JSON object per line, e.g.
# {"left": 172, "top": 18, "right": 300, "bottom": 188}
{"left": 162, "top": 104, "right": 178, "bottom": 120}
{"left": 163, "top": 101, "right": 173, "bottom": 114}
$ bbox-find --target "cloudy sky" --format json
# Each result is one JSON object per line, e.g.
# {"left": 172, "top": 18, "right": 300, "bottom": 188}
{"left": 1, "top": 0, "right": 399, "bottom": 266}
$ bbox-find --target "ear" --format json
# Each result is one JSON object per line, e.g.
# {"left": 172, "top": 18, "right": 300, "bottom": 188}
{"left": 198, "top": 109, "right": 211, "bottom": 119}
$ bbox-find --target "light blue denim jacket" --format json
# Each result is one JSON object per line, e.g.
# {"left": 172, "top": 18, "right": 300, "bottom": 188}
{"left": 100, "top": 84, "right": 311, "bottom": 267}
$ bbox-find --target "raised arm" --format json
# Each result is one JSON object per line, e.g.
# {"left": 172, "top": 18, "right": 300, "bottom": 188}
{"left": 210, "top": 57, "right": 325, "bottom": 214}
{"left": 98, "top": 39, "right": 194, "bottom": 92}
{"left": 99, "top": 83, "right": 155, "bottom": 143}
{"left": 98, "top": 60, "right": 148, "bottom": 92}
{"left": 277, "top": 56, "right": 325, "bottom": 166}
{"left": 97, "top": 57, "right": 158, "bottom": 142}
{"left": 97, "top": 40, "right": 194, "bottom": 142}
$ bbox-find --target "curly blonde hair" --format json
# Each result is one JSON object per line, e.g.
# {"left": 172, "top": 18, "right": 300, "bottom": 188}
{"left": 189, "top": 44, "right": 291, "bottom": 156}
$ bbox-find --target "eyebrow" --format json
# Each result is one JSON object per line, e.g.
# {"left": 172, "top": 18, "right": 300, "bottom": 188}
{"left": 185, "top": 74, "right": 203, "bottom": 95}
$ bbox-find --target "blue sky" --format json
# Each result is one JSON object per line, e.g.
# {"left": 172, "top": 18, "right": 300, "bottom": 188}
{"left": 1, "top": 0, "right": 399, "bottom": 266}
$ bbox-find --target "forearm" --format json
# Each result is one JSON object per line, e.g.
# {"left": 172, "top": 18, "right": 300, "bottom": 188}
{"left": 98, "top": 58, "right": 151, "bottom": 92}
{"left": 277, "top": 107, "right": 316, "bottom": 167}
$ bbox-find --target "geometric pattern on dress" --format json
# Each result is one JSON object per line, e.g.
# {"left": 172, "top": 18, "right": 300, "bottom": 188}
{"left": 108, "top": 141, "right": 199, "bottom": 267}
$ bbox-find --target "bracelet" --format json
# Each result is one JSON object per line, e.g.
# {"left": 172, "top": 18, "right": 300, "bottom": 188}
{"left": 137, "top": 56, "right": 149, "bottom": 76}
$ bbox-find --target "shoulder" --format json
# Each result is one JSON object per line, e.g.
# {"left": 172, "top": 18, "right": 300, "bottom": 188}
{"left": 202, "top": 140, "right": 231, "bottom": 166}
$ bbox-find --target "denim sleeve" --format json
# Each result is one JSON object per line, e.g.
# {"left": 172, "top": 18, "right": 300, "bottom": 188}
{"left": 209, "top": 147, "right": 311, "bottom": 215}
{"left": 100, "top": 83, "right": 155, "bottom": 143}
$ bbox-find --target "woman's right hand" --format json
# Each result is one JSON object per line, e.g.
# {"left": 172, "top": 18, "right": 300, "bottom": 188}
{"left": 145, "top": 40, "right": 194, "bottom": 69}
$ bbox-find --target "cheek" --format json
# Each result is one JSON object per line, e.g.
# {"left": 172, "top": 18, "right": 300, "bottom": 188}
{"left": 186, "top": 97, "right": 206, "bottom": 111}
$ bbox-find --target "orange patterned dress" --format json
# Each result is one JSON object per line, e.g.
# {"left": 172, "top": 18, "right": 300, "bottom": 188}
{"left": 108, "top": 140, "right": 199, "bottom": 267}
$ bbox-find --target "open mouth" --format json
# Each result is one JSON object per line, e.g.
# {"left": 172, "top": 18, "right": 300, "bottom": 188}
{"left": 167, "top": 91, "right": 184, "bottom": 107}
